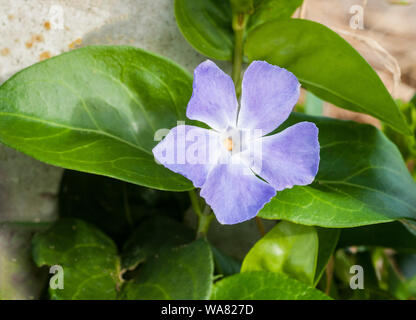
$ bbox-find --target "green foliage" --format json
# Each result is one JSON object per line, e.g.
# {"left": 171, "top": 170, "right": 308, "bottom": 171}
{"left": 120, "top": 239, "right": 214, "bottom": 300}
{"left": 174, "top": 0, "right": 234, "bottom": 60}
{"left": 338, "top": 221, "right": 416, "bottom": 252}
{"left": 32, "top": 219, "right": 121, "bottom": 300}
{"left": 245, "top": 19, "right": 410, "bottom": 135}
{"left": 211, "top": 271, "right": 331, "bottom": 300}
{"left": 1, "top": 0, "right": 415, "bottom": 302}
{"left": 230, "top": 0, "right": 254, "bottom": 13}
{"left": 247, "top": 0, "right": 303, "bottom": 32}
{"left": 174, "top": 0, "right": 302, "bottom": 61}
{"left": 121, "top": 215, "right": 194, "bottom": 270}
{"left": 241, "top": 221, "right": 319, "bottom": 284}
{"left": 314, "top": 228, "right": 340, "bottom": 285}
{"left": 210, "top": 245, "right": 242, "bottom": 277}
{"left": 259, "top": 113, "right": 416, "bottom": 227}
{"left": 241, "top": 221, "right": 339, "bottom": 285}
{"left": 59, "top": 170, "right": 189, "bottom": 244}
{"left": 0, "top": 46, "right": 194, "bottom": 191}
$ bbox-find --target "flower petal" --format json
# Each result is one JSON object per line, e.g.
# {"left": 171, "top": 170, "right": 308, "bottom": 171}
{"left": 238, "top": 61, "right": 300, "bottom": 135}
{"left": 247, "top": 122, "right": 320, "bottom": 191}
{"left": 152, "top": 125, "right": 221, "bottom": 188}
{"left": 200, "top": 160, "right": 276, "bottom": 224}
{"left": 187, "top": 60, "right": 238, "bottom": 131}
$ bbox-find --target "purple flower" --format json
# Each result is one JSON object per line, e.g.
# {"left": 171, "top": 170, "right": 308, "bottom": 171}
{"left": 153, "top": 60, "right": 320, "bottom": 225}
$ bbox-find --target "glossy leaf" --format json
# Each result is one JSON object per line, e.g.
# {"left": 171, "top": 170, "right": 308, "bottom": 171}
{"left": 259, "top": 113, "right": 416, "bottom": 227}
{"left": 174, "top": 0, "right": 234, "bottom": 60}
{"left": 245, "top": 19, "right": 410, "bottom": 135}
{"left": 211, "top": 271, "right": 330, "bottom": 300}
{"left": 59, "top": 170, "right": 189, "bottom": 244}
{"left": 120, "top": 239, "right": 213, "bottom": 300}
{"left": 121, "top": 216, "right": 194, "bottom": 270}
{"left": 0, "top": 46, "right": 194, "bottom": 191}
{"left": 338, "top": 221, "right": 416, "bottom": 252}
{"left": 241, "top": 221, "right": 319, "bottom": 284}
{"left": 174, "top": 0, "right": 303, "bottom": 61}
{"left": 247, "top": 0, "right": 303, "bottom": 32}
{"left": 32, "top": 218, "right": 120, "bottom": 300}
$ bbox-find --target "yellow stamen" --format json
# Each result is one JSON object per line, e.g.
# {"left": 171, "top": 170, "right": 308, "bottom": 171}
{"left": 224, "top": 137, "right": 233, "bottom": 151}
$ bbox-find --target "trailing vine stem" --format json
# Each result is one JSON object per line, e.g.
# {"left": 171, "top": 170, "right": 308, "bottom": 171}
{"left": 189, "top": 189, "right": 214, "bottom": 239}
{"left": 196, "top": 205, "right": 215, "bottom": 239}
{"left": 231, "top": 12, "right": 248, "bottom": 98}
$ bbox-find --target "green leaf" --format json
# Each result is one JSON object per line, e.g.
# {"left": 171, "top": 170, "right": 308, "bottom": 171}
{"left": 174, "top": 0, "right": 234, "bottom": 60}
{"left": 32, "top": 218, "right": 121, "bottom": 300}
{"left": 241, "top": 221, "right": 318, "bottom": 285}
{"left": 259, "top": 113, "right": 416, "bottom": 227}
{"left": 230, "top": 0, "right": 254, "bottom": 13}
{"left": 210, "top": 244, "right": 241, "bottom": 277}
{"left": 211, "top": 271, "right": 330, "bottom": 299}
{"left": 120, "top": 239, "right": 213, "bottom": 300}
{"left": 247, "top": 0, "right": 303, "bottom": 32}
{"left": 245, "top": 19, "right": 410, "bottom": 135}
{"left": 0, "top": 46, "right": 194, "bottom": 191}
{"left": 338, "top": 221, "right": 416, "bottom": 252}
{"left": 314, "top": 228, "right": 340, "bottom": 285}
{"left": 121, "top": 216, "right": 194, "bottom": 270}
{"left": 59, "top": 170, "right": 190, "bottom": 244}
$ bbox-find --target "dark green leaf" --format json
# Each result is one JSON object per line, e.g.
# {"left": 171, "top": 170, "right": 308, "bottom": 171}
{"left": 245, "top": 19, "right": 410, "bottom": 135}
{"left": 210, "top": 245, "right": 241, "bottom": 277}
{"left": 338, "top": 222, "right": 416, "bottom": 252}
{"left": 247, "top": 0, "right": 303, "bottom": 32}
{"left": 0, "top": 46, "right": 194, "bottom": 191}
{"left": 32, "top": 218, "right": 120, "bottom": 300}
{"left": 259, "top": 113, "right": 416, "bottom": 227}
{"left": 120, "top": 239, "right": 213, "bottom": 300}
{"left": 121, "top": 215, "right": 194, "bottom": 270}
{"left": 401, "top": 219, "right": 416, "bottom": 237}
{"left": 211, "top": 271, "right": 330, "bottom": 299}
{"left": 314, "top": 228, "right": 340, "bottom": 285}
{"left": 59, "top": 170, "right": 189, "bottom": 244}
{"left": 241, "top": 221, "right": 318, "bottom": 284}
{"left": 174, "top": 0, "right": 234, "bottom": 60}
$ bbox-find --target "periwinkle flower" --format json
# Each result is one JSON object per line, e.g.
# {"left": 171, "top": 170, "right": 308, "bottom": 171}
{"left": 153, "top": 60, "right": 320, "bottom": 224}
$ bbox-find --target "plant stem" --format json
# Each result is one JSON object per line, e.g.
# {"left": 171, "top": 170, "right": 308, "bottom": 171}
{"left": 189, "top": 190, "right": 214, "bottom": 238}
{"left": 255, "top": 217, "right": 266, "bottom": 236}
{"left": 232, "top": 13, "right": 248, "bottom": 97}
{"left": 325, "top": 255, "right": 335, "bottom": 295}
{"left": 188, "top": 189, "right": 202, "bottom": 217}
{"left": 196, "top": 206, "right": 215, "bottom": 239}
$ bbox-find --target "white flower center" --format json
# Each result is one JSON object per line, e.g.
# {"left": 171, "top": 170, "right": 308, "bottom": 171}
{"left": 221, "top": 127, "right": 245, "bottom": 154}
{"left": 224, "top": 137, "right": 234, "bottom": 151}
